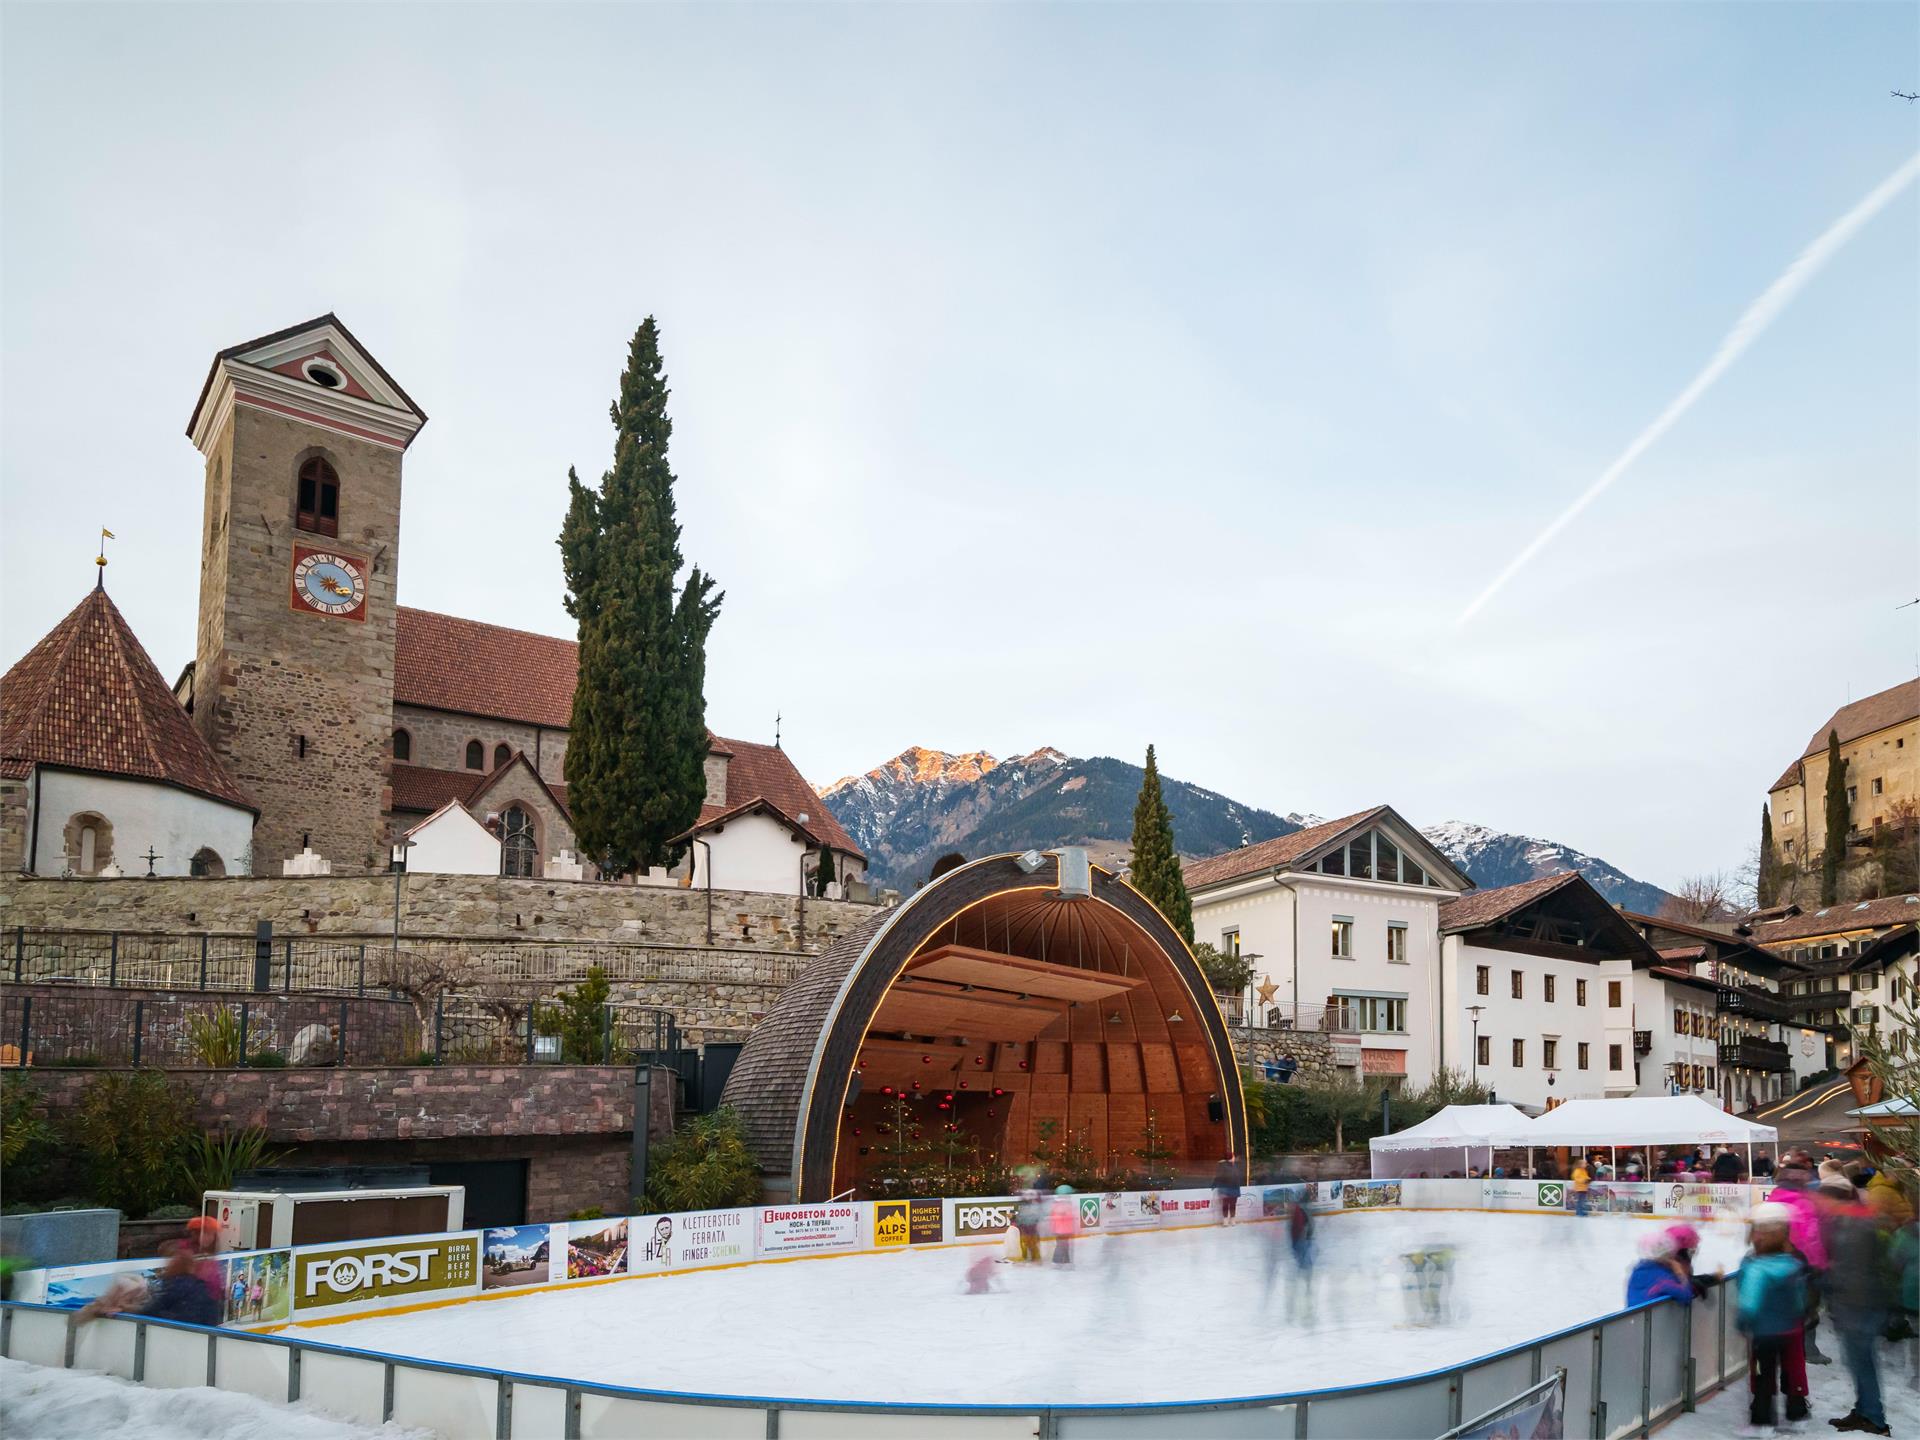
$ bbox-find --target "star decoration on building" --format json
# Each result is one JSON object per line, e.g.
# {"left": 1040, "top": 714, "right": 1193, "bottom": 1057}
{"left": 1256, "top": 978, "right": 1279, "bottom": 1005}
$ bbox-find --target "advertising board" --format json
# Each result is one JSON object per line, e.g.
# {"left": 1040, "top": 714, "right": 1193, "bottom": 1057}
{"left": 1094, "top": 1191, "right": 1163, "bottom": 1229}
{"left": 948, "top": 1197, "right": 1019, "bottom": 1239}
{"left": 1155, "top": 1188, "right": 1219, "bottom": 1224}
{"left": 29, "top": 1249, "right": 293, "bottom": 1327}
{"left": 631, "top": 1208, "right": 752, "bottom": 1273}
{"left": 293, "top": 1234, "right": 479, "bottom": 1318}
{"left": 873, "top": 1198, "right": 944, "bottom": 1247}
{"left": 566, "top": 1219, "right": 629, "bottom": 1279}
{"left": 757, "top": 1203, "right": 862, "bottom": 1257}
{"left": 483, "top": 1225, "right": 560, "bottom": 1290}
{"left": 1341, "top": 1180, "right": 1403, "bottom": 1210}
{"left": 1486, "top": 1179, "right": 1563, "bottom": 1211}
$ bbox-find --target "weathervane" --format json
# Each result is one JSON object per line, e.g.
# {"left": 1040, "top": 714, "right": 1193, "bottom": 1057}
{"left": 775, "top": 710, "right": 782, "bottom": 748}
{"left": 95, "top": 527, "right": 115, "bottom": 586}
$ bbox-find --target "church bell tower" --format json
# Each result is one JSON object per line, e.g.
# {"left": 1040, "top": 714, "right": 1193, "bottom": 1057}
{"left": 185, "top": 316, "right": 427, "bottom": 872}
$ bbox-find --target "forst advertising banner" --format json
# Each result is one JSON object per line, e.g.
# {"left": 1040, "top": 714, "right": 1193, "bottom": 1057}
{"left": 632, "top": 1209, "right": 752, "bottom": 1273}
{"left": 295, "top": 1234, "right": 479, "bottom": 1317}
{"left": 949, "top": 1197, "right": 1019, "bottom": 1239}
{"left": 757, "top": 1203, "right": 862, "bottom": 1257}
{"left": 873, "top": 1198, "right": 945, "bottom": 1247}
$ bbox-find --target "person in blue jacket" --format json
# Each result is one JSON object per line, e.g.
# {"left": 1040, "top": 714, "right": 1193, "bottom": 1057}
{"left": 1626, "top": 1228, "right": 1694, "bottom": 1307}
{"left": 1739, "top": 1202, "right": 1811, "bottom": 1432}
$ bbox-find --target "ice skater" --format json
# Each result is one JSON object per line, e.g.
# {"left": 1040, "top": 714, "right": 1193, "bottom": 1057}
{"left": 1284, "top": 1199, "right": 1316, "bottom": 1322}
{"left": 1048, "top": 1185, "right": 1077, "bottom": 1266}
{"left": 1014, "top": 1187, "right": 1044, "bottom": 1263}
{"left": 1214, "top": 1156, "right": 1242, "bottom": 1226}
{"left": 1737, "top": 1202, "right": 1810, "bottom": 1434}
{"left": 962, "top": 1251, "right": 1002, "bottom": 1294}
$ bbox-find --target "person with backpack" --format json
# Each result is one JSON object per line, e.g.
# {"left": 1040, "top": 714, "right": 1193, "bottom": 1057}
{"left": 1738, "top": 1202, "right": 1810, "bottom": 1433}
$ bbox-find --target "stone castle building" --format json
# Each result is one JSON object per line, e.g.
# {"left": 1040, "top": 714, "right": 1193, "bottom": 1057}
{"left": 1766, "top": 678, "right": 1918, "bottom": 880}
{"left": 5, "top": 314, "right": 864, "bottom": 887}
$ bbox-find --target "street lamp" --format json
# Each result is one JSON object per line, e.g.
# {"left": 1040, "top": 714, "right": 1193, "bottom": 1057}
{"left": 1241, "top": 953, "right": 1264, "bottom": 1026}
{"left": 390, "top": 835, "right": 417, "bottom": 971}
{"left": 692, "top": 837, "right": 714, "bottom": 946}
{"left": 1467, "top": 1004, "right": 1485, "bottom": 1085}
{"left": 796, "top": 813, "right": 812, "bottom": 953}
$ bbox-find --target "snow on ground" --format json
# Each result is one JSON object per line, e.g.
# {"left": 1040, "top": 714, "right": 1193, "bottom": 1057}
{"left": 1657, "top": 1332, "right": 1920, "bottom": 1437}
{"left": 0, "top": 1355, "right": 429, "bottom": 1440}
{"left": 292, "top": 1211, "right": 1748, "bottom": 1405}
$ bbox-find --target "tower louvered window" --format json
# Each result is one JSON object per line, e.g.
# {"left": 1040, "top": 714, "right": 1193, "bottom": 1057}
{"left": 296, "top": 457, "right": 339, "bottom": 537}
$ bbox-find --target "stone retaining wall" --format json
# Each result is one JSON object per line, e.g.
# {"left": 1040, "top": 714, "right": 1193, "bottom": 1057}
{"left": 1229, "top": 1026, "right": 1341, "bottom": 1084}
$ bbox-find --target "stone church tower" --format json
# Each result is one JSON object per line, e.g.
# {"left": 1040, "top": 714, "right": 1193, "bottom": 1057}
{"left": 184, "top": 316, "right": 426, "bottom": 872}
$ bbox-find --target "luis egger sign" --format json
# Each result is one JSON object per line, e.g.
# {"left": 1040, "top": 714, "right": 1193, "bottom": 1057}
{"left": 295, "top": 1235, "right": 480, "bottom": 1314}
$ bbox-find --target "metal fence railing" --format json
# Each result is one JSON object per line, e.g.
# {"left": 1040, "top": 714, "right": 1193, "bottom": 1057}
{"left": 3, "top": 927, "right": 808, "bottom": 996}
{"left": 0, "top": 991, "right": 688, "bottom": 1070}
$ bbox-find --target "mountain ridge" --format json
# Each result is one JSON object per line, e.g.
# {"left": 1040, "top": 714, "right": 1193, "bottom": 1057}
{"left": 818, "top": 746, "right": 1673, "bottom": 913}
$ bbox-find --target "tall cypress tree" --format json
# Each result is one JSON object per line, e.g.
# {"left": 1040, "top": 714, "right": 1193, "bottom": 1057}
{"left": 1820, "top": 728, "right": 1848, "bottom": 905}
{"left": 1129, "top": 745, "right": 1193, "bottom": 943}
{"left": 561, "top": 318, "right": 722, "bottom": 875}
{"left": 1757, "top": 804, "right": 1779, "bottom": 907}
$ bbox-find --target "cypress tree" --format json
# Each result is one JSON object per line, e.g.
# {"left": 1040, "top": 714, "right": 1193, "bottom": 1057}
{"left": 561, "top": 318, "right": 722, "bottom": 875}
{"left": 1757, "top": 805, "right": 1778, "bottom": 907}
{"left": 1130, "top": 745, "right": 1193, "bottom": 943}
{"left": 1820, "top": 728, "right": 1848, "bottom": 905}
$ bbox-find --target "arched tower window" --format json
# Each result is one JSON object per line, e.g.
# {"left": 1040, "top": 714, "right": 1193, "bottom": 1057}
{"left": 63, "top": 812, "right": 113, "bottom": 876}
{"left": 296, "top": 456, "right": 340, "bottom": 537}
{"left": 493, "top": 743, "right": 512, "bottom": 770}
{"left": 190, "top": 848, "right": 226, "bottom": 878}
{"left": 465, "top": 740, "right": 484, "bottom": 770}
{"left": 501, "top": 805, "right": 537, "bottom": 878}
{"left": 393, "top": 728, "right": 412, "bottom": 762}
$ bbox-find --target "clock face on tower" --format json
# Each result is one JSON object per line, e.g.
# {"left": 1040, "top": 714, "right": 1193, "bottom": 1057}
{"left": 290, "top": 545, "right": 369, "bottom": 621}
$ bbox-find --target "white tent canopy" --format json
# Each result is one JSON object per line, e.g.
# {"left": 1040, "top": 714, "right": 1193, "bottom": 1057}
{"left": 1369, "top": 1104, "right": 1534, "bottom": 1177}
{"left": 1848, "top": 1097, "right": 1916, "bottom": 1118}
{"left": 1520, "top": 1096, "right": 1778, "bottom": 1148}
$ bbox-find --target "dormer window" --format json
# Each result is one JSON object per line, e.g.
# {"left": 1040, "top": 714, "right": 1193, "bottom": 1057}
{"left": 296, "top": 457, "right": 340, "bottom": 537}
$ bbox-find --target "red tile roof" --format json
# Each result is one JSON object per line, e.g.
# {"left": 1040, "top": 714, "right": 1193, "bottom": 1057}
{"left": 1748, "top": 893, "right": 1920, "bottom": 945}
{"left": 1435, "top": 871, "right": 1583, "bottom": 932}
{"left": 1181, "top": 807, "right": 1388, "bottom": 891}
{"left": 1, "top": 585, "right": 253, "bottom": 811}
{"left": 716, "top": 736, "right": 863, "bottom": 857}
{"left": 390, "top": 757, "right": 571, "bottom": 818}
{"left": 1770, "top": 678, "right": 1920, "bottom": 792}
{"left": 394, "top": 608, "right": 583, "bottom": 729}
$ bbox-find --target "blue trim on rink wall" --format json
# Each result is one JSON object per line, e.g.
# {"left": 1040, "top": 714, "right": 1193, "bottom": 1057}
{"left": 0, "top": 1277, "right": 1744, "bottom": 1430}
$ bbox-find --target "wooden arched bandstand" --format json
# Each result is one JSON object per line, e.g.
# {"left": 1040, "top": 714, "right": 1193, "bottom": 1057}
{"left": 721, "top": 851, "right": 1248, "bottom": 1201}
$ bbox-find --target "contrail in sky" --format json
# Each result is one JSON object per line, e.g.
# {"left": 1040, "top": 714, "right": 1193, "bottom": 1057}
{"left": 1456, "top": 150, "right": 1920, "bottom": 628}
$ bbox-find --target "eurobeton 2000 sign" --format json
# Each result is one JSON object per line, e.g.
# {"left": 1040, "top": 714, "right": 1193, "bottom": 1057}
{"left": 295, "top": 1235, "right": 479, "bottom": 1310}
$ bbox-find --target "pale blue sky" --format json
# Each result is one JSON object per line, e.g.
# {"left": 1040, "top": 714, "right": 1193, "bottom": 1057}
{"left": 3, "top": 3, "right": 1916, "bottom": 889}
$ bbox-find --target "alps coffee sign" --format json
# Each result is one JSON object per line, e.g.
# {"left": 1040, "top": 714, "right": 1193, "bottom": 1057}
{"left": 294, "top": 1235, "right": 479, "bottom": 1315}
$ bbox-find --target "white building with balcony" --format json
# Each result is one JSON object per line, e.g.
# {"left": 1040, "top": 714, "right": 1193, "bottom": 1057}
{"left": 1184, "top": 806, "right": 1474, "bottom": 1088}
{"left": 1434, "top": 872, "right": 1658, "bottom": 1112}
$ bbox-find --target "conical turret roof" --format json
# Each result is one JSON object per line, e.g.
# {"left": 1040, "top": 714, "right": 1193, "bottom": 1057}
{"left": 1, "top": 584, "right": 254, "bottom": 811}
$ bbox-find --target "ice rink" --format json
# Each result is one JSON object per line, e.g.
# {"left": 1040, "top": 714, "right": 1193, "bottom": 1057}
{"left": 289, "top": 1210, "right": 1749, "bottom": 1404}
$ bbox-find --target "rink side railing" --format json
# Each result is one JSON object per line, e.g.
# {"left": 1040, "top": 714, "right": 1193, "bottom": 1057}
{"left": 0, "top": 1281, "right": 1740, "bottom": 1439}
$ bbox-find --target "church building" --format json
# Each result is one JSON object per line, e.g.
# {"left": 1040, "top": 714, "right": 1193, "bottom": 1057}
{"left": 4, "top": 314, "right": 864, "bottom": 892}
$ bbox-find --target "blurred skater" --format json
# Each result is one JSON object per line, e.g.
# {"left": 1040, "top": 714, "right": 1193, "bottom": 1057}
{"left": 1820, "top": 1176, "right": 1894, "bottom": 1436}
{"left": 1285, "top": 1199, "right": 1316, "bottom": 1322}
{"left": 1666, "top": 1223, "right": 1724, "bottom": 1300}
{"left": 1738, "top": 1203, "right": 1809, "bottom": 1434}
{"left": 1768, "top": 1165, "right": 1831, "bottom": 1367}
{"left": 1214, "top": 1156, "right": 1242, "bottom": 1225}
{"left": 1626, "top": 1229, "right": 1693, "bottom": 1307}
{"left": 1049, "top": 1185, "right": 1077, "bottom": 1266}
{"left": 1401, "top": 1244, "right": 1455, "bottom": 1326}
{"left": 963, "top": 1251, "right": 1001, "bottom": 1295}
{"left": 1571, "top": 1157, "right": 1592, "bottom": 1217}
{"left": 1014, "top": 1187, "right": 1044, "bottom": 1263}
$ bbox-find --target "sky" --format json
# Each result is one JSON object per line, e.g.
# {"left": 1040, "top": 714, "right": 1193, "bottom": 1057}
{"left": 3, "top": 3, "right": 1916, "bottom": 892}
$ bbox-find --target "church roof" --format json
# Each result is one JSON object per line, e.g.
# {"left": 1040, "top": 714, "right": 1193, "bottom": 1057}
{"left": 1, "top": 584, "right": 254, "bottom": 811}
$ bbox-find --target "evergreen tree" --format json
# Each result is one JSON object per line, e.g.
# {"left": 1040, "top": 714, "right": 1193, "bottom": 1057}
{"left": 1758, "top": 805, "right": 1779, "bottom": 907}
{"left": 1129, "top": 744, "right": 1193, "bottom": 942}
{"left": 1821, "top": 728, "right": 1848, "bottom": 905}
{"left": 560, "top": 319, "right": 722, "bottom": 874}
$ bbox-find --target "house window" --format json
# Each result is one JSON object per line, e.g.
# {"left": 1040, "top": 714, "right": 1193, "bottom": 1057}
{"left": 1577, "top": 1041, "right": 1590, "bottom": 1070}
{"left": 1375, "top": 836, "right": 1401, "bottom": 884}
{"left": 1871, "top": 778, "right": 1883, "bottom": 796}
{"left": 1386, "top": 923, "right": 1408, "bottom": 964}
{"left": 1475, "top": 965, "right": 1490, "bottom": 996}
{"left": 1674, "top": 1006, "right": 1688, "bottom": 1035}
{"left": 1784, "top": 839, "right": 1795, "bottom": 856}
{"left": 1221, "top": 928, "right": 1240, "bottom": 957}
{"left": 1846, "top": 786, "right": 1857, "bottom": 806}
{"left": 189, "top": 847, "right": 225, "bottom": 877}
{"left": 1542, "top": 1038, "right": 1558, "bottom": 1069}
{"left": 493, "top": 743, "right": 512, "bottom": 769}
{"left": 1347, "top": 837, "right": 1372, "bottom": 881}
{"left": 1335, "top": 995, "right": 1406, "bottom": 1033}
{"left": 501, "top": 805, "right": 537, "bottom": 878}
{"left": 393, "top": 728, "right": 412, "bottom": 762}
{"left": 1608, "top": 980, "right": 1623, "bottom": 1007}
{"left": 79, "top": 825, "right": 97, "bottom": 873}
{"left": 1331, "top": 918, "right": 1353, "bottom": 958}
{"left": 1784, "top": 809, "right": 1795, "bottom": 824}
{"left": 1577, "top": 978, "right": 1588, "bottom": 1006}
{"left": 1510, "top": 970, "right": 1523, "bottom": 999}
{"left": 1511, "top": 1038, "right": 1525, "bottom": 1067}
{"left": 1320, "top": 846, "right": 1345, "bottom": 877}
{"left": 1609, "top": 1043, "right": 1623, "bottom": 1070}
{"left": 1476, "top": 1035, "right": 1491, "bottom": 1066}
{"left": 1544, "top": 974, "right": 1556, "bottom": 1003}
{"left": 295, "top": 456, "right": 340, "bottom": 537}
{"left": 465, "top": 740, "right": 484, "bottom": 770}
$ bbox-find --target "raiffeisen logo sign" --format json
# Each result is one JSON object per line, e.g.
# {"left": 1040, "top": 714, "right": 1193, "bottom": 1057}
{"left": 295, "top": 1236, "right": 479, "bottom": 1310}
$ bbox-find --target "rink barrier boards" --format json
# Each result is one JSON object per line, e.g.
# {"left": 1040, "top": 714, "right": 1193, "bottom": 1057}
{"left": 0, "top": 1277, "right": 1746, "bottom": 1439}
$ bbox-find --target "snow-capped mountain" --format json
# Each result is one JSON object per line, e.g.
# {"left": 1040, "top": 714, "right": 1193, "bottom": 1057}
{"left": 1418, "top": 821, "right": 1671, "bottom": 915}
{"left": 820, "top": 747, "right": 1673, "bottom": 912}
